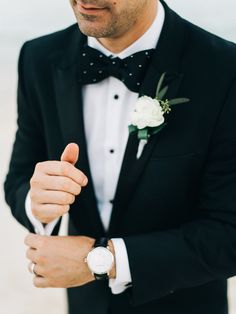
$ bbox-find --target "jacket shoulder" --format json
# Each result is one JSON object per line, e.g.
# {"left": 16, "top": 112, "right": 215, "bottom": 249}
{"left": 20, "top": 24, "right": 80, "bottom": 62}
{"left": 182, "top": 18, "right": 236, "bottom": 75}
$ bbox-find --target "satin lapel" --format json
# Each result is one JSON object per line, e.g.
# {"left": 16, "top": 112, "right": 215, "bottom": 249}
{"left": 52, "top": 33, "right": 105, "bottom": 235}
{"left": 108, "top": 1, "right": 189, "bottom": 235}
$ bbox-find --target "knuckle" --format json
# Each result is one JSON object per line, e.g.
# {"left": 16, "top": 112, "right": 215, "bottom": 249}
{"left": 61, "top": 179, "right": 70, "bottom": 192}
{"left": 30, "top": 190, "right": 36, "bottom": 201}
{"left": 39, "top": 268, "right": 47, "bottom": 277}
{"left": 56, "top": 206, "right": 66, "bottom": 217}
{"left": 80, "top": 175, "right": 88, "bottom": 186}
{"left": 30, "top": 192, "right": 41, "bottom": 205}
{"left": 61, "top": 162, "right": 70, "bottom": 177}
{"left": 30, "top": 175, "right": 43, "bottom": 191}
{"left": 60, "top": 194, "right": 68, "bottom": 204}
{"left": 35, "top": 162, "right": 43, "bottom": 172}
{"left": 34, "top": 252, "right": 40, "bottom": 263}
{"left": 37, "top": 254, "right": 47, "bottom": 265}
{"left": 31, "top": 205, "right": 38, "bottom": 216}
{"left": 32, "top": 207, "right": 52, "bottom": 224}
{"left": 31, "top": 206, "right": 43, "bottom": 221}
{"left": 75, "top": 185, "right": 82, "bottom": 195}
{"left": 29, "top": 176, "right": 35, "bottom": 187}
{"left": 68, "top": 194, "right": 75, "bottom": 204}
{"left": 37, "top": 238, "right": 46, "bottom": 249}
{"left": 61, "top": 204, "right": 70, "bottom": 214}
{"left": 61, "top": 193, "right": 74, "bottom": 205}
{"left": 30, "top": 178, "right": 40, "bottom": 191}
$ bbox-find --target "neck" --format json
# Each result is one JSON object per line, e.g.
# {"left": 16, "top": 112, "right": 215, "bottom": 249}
{"left": 97, "top": 1, "right": 158, "bottom": 54}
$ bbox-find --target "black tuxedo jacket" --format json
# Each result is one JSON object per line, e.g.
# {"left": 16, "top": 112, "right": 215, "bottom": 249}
{"left": 4, "top": 2, "right": 236, "bottom": 314}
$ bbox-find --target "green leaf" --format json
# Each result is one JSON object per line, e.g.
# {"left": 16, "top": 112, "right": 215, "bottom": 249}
{"left": 129, "top": 124, "right": 138, "bottom": 134}
{"left": 138, "top": 128, "right": 149, "bottom": 140}
{"left": 151, "top": 123, "right": 167, "bottom": 136}
{"left": 157, "top": 86, "right": 168, "bottom": 101}
{"left": 156, "top": 72, "right": 166, "bottom": 98}
{"left": 168, "top": 98, "right": 190, "bottom": 106}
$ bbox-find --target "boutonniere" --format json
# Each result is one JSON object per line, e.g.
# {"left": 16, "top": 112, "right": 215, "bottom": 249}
{"left": 129, "top": 73, "right": 190, "bottom": 159}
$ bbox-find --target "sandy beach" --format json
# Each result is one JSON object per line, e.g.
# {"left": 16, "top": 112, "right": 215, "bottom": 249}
{"left": 0, "top": 0, "right": 235, "bottom": 313}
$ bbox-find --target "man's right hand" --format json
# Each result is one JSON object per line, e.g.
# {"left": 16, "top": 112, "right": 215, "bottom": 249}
{"left": 29, "top": 143, "right": 88, "bottom": 224}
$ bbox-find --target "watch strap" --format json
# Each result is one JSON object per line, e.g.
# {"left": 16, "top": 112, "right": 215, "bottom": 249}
{"left": 94, "top": 273, "right": 109, "bottom": 280}
{"left": 94, "top": 237, "right": 108, "bottom": 248}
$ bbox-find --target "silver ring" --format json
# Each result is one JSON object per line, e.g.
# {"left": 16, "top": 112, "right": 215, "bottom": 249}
{"left": 30, "top": 262, "right": 37, "bottom": 276}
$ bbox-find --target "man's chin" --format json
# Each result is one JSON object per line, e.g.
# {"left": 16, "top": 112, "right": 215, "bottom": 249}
{"left": 77, "top": 21, "right": 112, "bottom": 38}
{"left": 78, "top": 26, "right": 102, "bottom": 38}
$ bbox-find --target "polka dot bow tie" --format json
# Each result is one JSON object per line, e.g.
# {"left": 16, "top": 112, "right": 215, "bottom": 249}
{"left": 78, "top": 45, "right": 155, "bottom": 93}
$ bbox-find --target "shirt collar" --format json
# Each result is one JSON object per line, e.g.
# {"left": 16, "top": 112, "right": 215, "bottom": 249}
{"left": 87, "top": 1, "right": 165, "bottom": 59}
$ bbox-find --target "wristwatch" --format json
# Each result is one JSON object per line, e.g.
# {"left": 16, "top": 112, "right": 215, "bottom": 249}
{"left": 85, "top": 237, "right": 114, "bottom": 280}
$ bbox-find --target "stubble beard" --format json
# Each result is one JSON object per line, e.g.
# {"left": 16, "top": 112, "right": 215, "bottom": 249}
{"left": 77, "top": 13, "right": 119, "bottom": 38}
{"left": 76, "top": 3, "right": 146, "bottom": 39}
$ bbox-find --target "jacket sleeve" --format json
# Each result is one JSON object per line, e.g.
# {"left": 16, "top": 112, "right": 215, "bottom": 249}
{"left": 124, "top": 79, "right": 236, "bottom": 306}
{"left": 4, "top": 43, "right": 60, "bottom": 235}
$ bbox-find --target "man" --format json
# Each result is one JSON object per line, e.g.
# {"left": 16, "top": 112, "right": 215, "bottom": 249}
{"left": 4, "top": 0, "right": 236, "bottom": 313}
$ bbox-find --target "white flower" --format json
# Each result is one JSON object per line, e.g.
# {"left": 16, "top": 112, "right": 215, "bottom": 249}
{"left": 131, "top": 96, "right": 165, "bottom": 130}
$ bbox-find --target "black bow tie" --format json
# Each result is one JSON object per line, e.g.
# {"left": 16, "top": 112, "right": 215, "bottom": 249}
{"left": 78, "top": 45, "right": 154, "bottom": 93}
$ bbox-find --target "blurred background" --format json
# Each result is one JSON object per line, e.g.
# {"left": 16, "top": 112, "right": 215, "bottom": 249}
{"left": 0, "top": 0, "right": 235, "bottom": 313}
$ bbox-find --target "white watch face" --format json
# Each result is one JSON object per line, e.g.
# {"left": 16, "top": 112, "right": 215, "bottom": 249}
{"left": 86, "top": 247, "right": 114, "bottom": 275}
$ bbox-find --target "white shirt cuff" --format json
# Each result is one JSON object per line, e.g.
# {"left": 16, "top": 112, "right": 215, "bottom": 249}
{"left": 25, "top": 192, "right": 59, "bottom": 236}
{"left": 109, "top": 238, "right": 132, "bottom": 294}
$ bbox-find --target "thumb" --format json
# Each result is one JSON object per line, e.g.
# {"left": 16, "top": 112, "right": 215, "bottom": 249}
{"left": 60, "top": 143, "right": 79, "bottom": 166}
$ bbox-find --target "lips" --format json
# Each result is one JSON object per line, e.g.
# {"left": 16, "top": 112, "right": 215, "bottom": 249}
{"left": 75, "top": 2, "right": 108, "bottom": 15}
{"left": 76, "top": 1, "right": 107, "bottom": 10}
{"left": 81, "top": 4, "right": 104, "bottom": 9}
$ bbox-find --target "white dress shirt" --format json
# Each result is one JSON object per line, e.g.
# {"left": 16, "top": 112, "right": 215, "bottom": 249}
{"left": 26, "top": 1, "right": 165, "bottom": 294}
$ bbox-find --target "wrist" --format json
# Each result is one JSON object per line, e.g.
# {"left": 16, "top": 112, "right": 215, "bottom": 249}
{"left": 83, "top": 237, "right": 96, "bottom": 283}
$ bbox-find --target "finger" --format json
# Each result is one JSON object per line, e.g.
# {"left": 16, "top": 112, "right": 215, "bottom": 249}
{"left": 61, "top": 143, "right": 79, "bottom": 166}
{"left": 34, "top": 161, "right": 88, "bottom": 186}
{"left": 31, "top": 263, "right": 44, "bottom": 277}
{"left": 24, "top": 233, "right": 43, "bottom": 249}
{"left": 31, "top": 204, "right": 70, "bottom": 223}
{"left": 38, "top": 175, "right": 82, "bottom": 196}
{"left": 31, "top": 190, "right": 75, "bottom": 206}
{"left": 26, "top": 248, "right": 37, "bottom": 262}
{"left": 33, "top": 276, "right": 50, "bottom": 288}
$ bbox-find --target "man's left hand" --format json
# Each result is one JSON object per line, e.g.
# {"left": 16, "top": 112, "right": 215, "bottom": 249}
{"left": 24, "top": 234, "right": 95, "bottom": 288}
